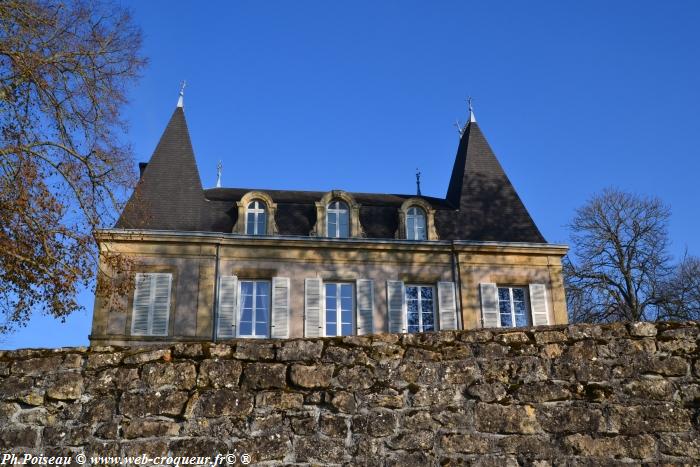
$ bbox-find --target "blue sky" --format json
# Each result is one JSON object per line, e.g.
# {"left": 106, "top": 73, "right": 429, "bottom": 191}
{"left": 3, "top": 1, "right": 699, "bottom": 349}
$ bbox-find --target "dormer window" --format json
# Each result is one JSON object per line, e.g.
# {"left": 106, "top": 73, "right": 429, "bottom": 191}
{"left": 246, "top": 200, "right": 267, "bottom": 235}
{"left": 233, "top": 191, "right": 278, "bottom": 236}
{"left": 327, "top": 200, "right": 349, "bottom": 238}
{"left": 397, "top": 198, "right": 438, "bottom": 240}
{"left": 406, "top": 206, "right": 427, "bottom": 240}
{"left": 312, "top": 190, "right": 363, "bottom": 238}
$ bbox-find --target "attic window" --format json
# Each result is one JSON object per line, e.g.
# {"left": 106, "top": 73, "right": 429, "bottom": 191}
{"left": 246, "top": 200, "right": 267, "bottom": 235}
{"left": 406, "top": 206, "right": 427, "bottom": 240}
{"left": 327, "top": 200, "right": 349, "bottom": 238}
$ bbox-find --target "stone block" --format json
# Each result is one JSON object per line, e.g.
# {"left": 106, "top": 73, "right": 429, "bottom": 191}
{"left": 475, "top": 403, "right": 541, "bottom": 434}
{"left": 289, "top": 363, "right": 334, "bottom": 388}
{"left": 197, "top": 359, "right": 242, "bottom": 388}
{"left": 123, "top": 418, "right": 181, "bottom": 439}
{"left": 46, "top": 373, "right": 83, "bottom": 400}
{"left": 628, "top": 322, "right": 657, "bottom": 337}
{"left": 439, "top": 433, "right": 493, "bottom": 454}
{"left": 142, "top": 362, "right": 196, "bottom": 390}
{"left": 241, "top": 363, "right": 286, "bottom": 389}
{"left": 277, "top": 340, "right": 323, "bottom": 361}
{"left": 119, "top": 390, "right": 189, "bottom": 418}
{"left": 353, "top": 410, "right": 398, "bottom": 437}
{"left": 295, "top": 435, "right": 346, "bottom": 464}
{"left": 255, "top": 390, "right": 304, "bottom": 410}
{"left": 191, "top": 389, "right": 253, "bottom": 418}
{"left": 234, "top": 341, "right": 275, "bottom": 360}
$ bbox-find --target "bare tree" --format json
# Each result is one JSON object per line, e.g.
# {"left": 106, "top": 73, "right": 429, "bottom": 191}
{"left": 0, "top": 0, "right": 146, "bottom": 333}
{"left": 564, "top": 188, "right": 673, "bottom": 323}
{"left": 658, "top": 254, "right": 700, "bottom": 321}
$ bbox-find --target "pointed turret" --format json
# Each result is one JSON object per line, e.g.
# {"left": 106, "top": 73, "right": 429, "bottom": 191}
{"left": 444, "top": 115, "right": 545, "bottom": 243}
{"left": 117, "top": 105, "right": 205, "bottom": 231}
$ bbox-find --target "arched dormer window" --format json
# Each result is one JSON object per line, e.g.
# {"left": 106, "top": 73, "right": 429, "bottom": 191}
{"left": 234, "top": 191, "right": 278, "bottom": 235}
{"left": 406, "top": 206, "right": 427, "bottom": 240}
{"left": 397, "top": 198, "right": 438, "bottom": 240}
{"left": 312, "top": 190, "right": 363, "bottom": 238}
{"left": 246, "top": 200, "right": 267, "bottom": 235}
{"left": 327, "top": 200, "right": 349, "bottom": 238}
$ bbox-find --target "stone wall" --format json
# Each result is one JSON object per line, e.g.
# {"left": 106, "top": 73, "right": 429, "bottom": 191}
{"left": 1, "top": 321, "right": 699, "bottom": 466}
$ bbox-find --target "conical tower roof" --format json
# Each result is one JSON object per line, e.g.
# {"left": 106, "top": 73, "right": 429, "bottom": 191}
{"left": 117, "top": 106, "right": 205, "bottom": 230}
{"left": 443, "top": 120, "right": 545, "bottom": 242}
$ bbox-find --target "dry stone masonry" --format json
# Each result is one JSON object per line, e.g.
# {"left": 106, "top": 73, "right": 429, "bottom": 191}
{"left": 0, "top": 321, "right": 699, "bottom": 466}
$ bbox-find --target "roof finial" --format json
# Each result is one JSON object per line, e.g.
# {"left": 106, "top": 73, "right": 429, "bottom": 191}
{"left": 215, "top": 160, "right": 222, "bottom": 188}
{"left": 177, "top": 80, "right": 186, "bottom": 108}
{"left": 416, "top": 168, "right": 422, "bottom": 196}
{"left": 454, "top": 119, "right": 465, "bottom": 137}
{"left": 467, "top": 96, "right": 476, "bottom": 123}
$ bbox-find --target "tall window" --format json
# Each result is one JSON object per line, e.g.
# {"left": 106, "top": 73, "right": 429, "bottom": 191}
{"left": 131, "top": 273, "right": 172, "bottom": 336}
{"left": 325, "top": 282, "right": 353, "bottom": 336}
{"left": 246, "top": 200, "right": 267, "bottom": 235}
{"left": 406, "top": 206, "right": 427, "bottom": 240}
{"left": 238, "top": 280, "right": 270, "bottom": 337}
{"left": 406, "top": 285, "right": 435, "bottom": 333}
{"left": 498, "top": 286, "right": 529, "bottom": 328}
{"left": 326, "top": 200, "right": 349, "bottom": 238}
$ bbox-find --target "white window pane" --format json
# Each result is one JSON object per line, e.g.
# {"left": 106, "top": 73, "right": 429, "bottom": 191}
{"left": 407, "top": 217, "right": 415, "bottom": 239}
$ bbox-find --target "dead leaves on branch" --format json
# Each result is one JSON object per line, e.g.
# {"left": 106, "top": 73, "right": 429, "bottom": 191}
{"left": 0, "top": 0, "right": 146, "bottom": 332}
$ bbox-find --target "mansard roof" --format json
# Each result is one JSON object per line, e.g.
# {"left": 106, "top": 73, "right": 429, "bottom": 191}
{"left": 117, "top": 105, "right": 546, "bottom": 243}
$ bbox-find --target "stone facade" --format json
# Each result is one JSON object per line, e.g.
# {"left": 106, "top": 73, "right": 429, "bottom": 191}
{"left": 91, "top": 231, "right": 568, "bottom": 345}
{"left": 3, "top": 321, "right": 698, "bottom": 465}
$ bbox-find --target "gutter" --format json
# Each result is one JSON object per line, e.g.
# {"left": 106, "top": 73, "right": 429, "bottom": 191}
{"left": 96, "top": 228, "right": 568, "bottom": 252}
{"left": 450, "top": 241, "right": 464, "bottom": 330}
{"left": 211, "top": 241, "right": 221, "bottom": 342}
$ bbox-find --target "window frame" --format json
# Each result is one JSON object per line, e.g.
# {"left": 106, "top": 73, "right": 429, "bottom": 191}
{"left": 406, "top": 206, "right": 427, "bottom": 240}
{"left": 323, "top": 282, "right": 355, "bottom": 337}
{"left": 245, "top": 199, "right": 267, "bottom": 236}
{"left": 497, "top": 285, "right": 531, "bottom": 328}
{"left": 326, "top": 200, "right": 350, "bottom": 238}
{"left": 236, "top": 279, "right": 271, "bottom": 338}
{"left": 405, "top": 284, "right": 437, "bottom": 333}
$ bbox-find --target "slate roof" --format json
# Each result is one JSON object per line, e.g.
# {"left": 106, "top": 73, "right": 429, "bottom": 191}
{"left": 117, "top": 106, "right": 546, "bottom": 243}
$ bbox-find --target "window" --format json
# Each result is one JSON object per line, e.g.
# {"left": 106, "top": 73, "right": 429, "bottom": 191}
{"left": 246, "top": 200, "right": 267, "bottom": 235}
{"left": 406, "top": 206, "right": 427, "bottom": 240}
{"left": 405, "top": 285, "right": 435, "bottom": 333}
{"left": 324, "top": 282, "right": 354, "bottom": 336}
{"left": 131, "top": 273, "right": 172, "bottom": 336}
{"left": 238, "top": 280, "right": 270, "bottom": 337}
{"left": 326, "top": 200, "right": 349, "bottom": 238}
{"left": 498, "top": 286, "right": 529, "bottom": 328}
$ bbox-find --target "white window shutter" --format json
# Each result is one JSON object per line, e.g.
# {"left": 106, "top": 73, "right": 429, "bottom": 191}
{"left": 150, "top": 273, "right": 172, "bottom": 336}
{"left": 386, "top": 280, "right": 406, "bottom": 333}
{"left": 529, "top": 283, "right": 550, "bottom": 326}
{"left": 131, "top": 273, "right": 151, "bottom": 335}
{"left": 356, "top": 279, "right": 374, "bottom": 335}
{"left": 437, "top": 281, "right": 458, "bottom": 330}
{"left": 271, "top": 277, "right": 290, "bottom": 338}
{"left": 217, "top": 275, "right": 238, "bottom": 338}
{"left": 480, "top": 283, "right": 500, "bottom": 328}
{"left": 305, "top": 278, "right": 323, "bottom": 337}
